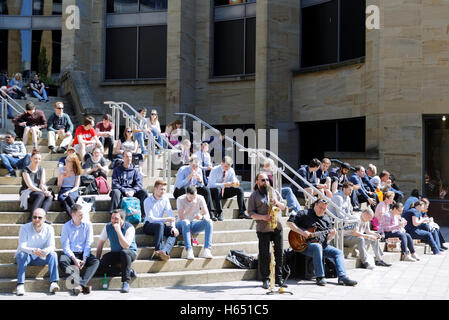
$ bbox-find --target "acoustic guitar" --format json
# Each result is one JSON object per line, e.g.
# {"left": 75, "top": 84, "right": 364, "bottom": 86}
{"left": 288, "top": 224, "right": 355, "bottom": 252}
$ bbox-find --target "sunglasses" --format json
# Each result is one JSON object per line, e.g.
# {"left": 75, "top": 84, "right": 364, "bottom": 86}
{"left": 32, "top": 216, "right": 43, "bottom": 220}
{"left": 151, "top": 113, "right": 157, "bottom": 115}
{"left": 127, "top": 130, "right": 132, "bottom": 133}
{"left": 56, "top": 107, "right": 63, "bottom": 110}
{"left": 259, "top": 179, "right": 269, "bottom": 182}
{"left": 5, "top": 136, "right": 12, "bottom": 139}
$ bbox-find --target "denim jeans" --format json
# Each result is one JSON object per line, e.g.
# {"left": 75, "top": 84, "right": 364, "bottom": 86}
{"left": 409, "top": 228, "right": 441, "bottom": 254}
{"left": 384, "top": 231, "right": 415, "bottom": 254}
{"left": 58, "top": 187, "right": 79, "bottom": 218}
{"left": 134, "top": 132, "right": 147, "bottom": 155}
{"left": 16, "top": 251, "right": 59, "bottom": 284}
{"left": 0, "top": 153, "right": 31, "bottom": 174}
{"left": 282, "top": 187, "right": 301, "bottom": 212}
{"left": 175, "top": 219, "right": 213, "bottom": 250}
{"left": 300, "top": 243, "right": 346, "bottom": 278}
{"left": 32, "top": 88, "right": 48, "bottom": 101}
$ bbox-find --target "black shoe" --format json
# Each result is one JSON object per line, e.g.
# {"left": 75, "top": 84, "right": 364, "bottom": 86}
{"left": 130, "top": 268, "right": 137, "bottom": 278}
{"left": 375, "top": 260, "right": 392, "bottom": 267}
{"left": 353, "top": 207, "right": 362, "bottom": 212}
{"left": 71, "top": 286, "right": 81, "bottom": 296}
{"left": 262, "top": 280, "right": 270, "bottom": 289}
{"left": 275, "top": 278, "right": 288, "bottom": 288}
{"left": 82, "top": 285, "right": 92, "bottom": 294}
{"left": 58, "top": 146, "right": 67, "bottom": 154}
{"left": 210, "top": 214, "right": 217, "bottom": 222}
{"left": 49, "top": 146, "right": 56, "bottom": 153}
{"left": 361, "top": 262, "right": 374, "bottom": 270}
{"left": 440, "top": 246, "right": 447, "bottom": 251}
{"left": 316, "top": 277, "right": 326, "bottom": 286}
{"left": 217, "top": 213, "right": 223, "bottom": 221}
{"left": 238, "top": 213, "right": 251, "bottom": 219}
{"left": 338, "top": 276, "right": 357, "bottom": 286}
{"left": 441, "top": 245, "right": 449, "bottom": 250}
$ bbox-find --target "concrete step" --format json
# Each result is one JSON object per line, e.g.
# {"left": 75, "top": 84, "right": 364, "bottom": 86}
{"left": 0, "top": 268, "right": 258, "bottom": 293}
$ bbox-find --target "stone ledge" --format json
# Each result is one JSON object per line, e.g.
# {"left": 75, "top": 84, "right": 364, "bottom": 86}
{"left": 325, "top": 151, "right": 380, "bottom": 160}
{"left": 293, "top": 57, "right": 366, "bottom": 76}
{"left": 99, "top": 79, "right": 167, "bottom": 86}
{"left": 208, "top": 75, "right": 255, "bottom": 83}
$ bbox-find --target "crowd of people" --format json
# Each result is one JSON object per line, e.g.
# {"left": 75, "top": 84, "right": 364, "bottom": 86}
{"left": 1, "top": 97, "right": 447, "bottom": 295}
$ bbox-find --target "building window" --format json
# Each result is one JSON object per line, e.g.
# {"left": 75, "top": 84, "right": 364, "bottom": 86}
{"left": 298, "top": 117, "right": 366, "bottom": 164}
{"left": 0, "top": 0, "right": 7, "bottom": 15}
{"left": 0, "top": 30, "right": 7, "bottom": 72}
{"left": 301, "top": 0, "right": 365, "bottom": 68}
{"left": 107, "top": 0, "right": 167, "bottom": 14}
{"left": 213, "top": 0, "right": 256, "bottom": 77}
{"left": 31, "top": 30, "right": 61, "bottom": 76}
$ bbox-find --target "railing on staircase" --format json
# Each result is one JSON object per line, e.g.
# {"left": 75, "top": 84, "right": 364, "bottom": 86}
{"left": 104, "top": 101, "right": 180, "bottom": 192}
{"left": 0, "top": 90, "right": 26, "bottom": 129}
{"left": 174, "top": 112, "right": 359, "bottom": 251}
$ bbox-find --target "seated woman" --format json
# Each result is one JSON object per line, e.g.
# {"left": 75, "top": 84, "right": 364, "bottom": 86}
{"left": 373, "top": 191, "right": 395, "bottom": 232}
{"left": 20, "top": 150, "right": 53, "bottom": 221}
{"left": 133, "top": 108, "right": 150, "bottom": 155}
{"left": 114, "top": 127, "right": 144, "bottom": 175}
{"left": 8, "top": 73, "right": 26, "bottom": 100}
{"left": 402, "top": 200, "right": 442, "bottom": 255}
{"left": 420, "top": 198, "right": 448, "bottom": 251}
{"left": 164, "top": 119, "right": 182, "bottom": 148}
{"left": 57, "top": 153, "right": 81, "bottom": 218}
{"left": 148, "top": 109, "right": 163, "bottom": 154}
{"left": 261, "top": 158, "right": 301, "bottom": 213}
{"left": 82, "top": 147, "right": 108, "bottom": 179}
{"left": 379, "top": 202, "right": 419, "bottom": 262}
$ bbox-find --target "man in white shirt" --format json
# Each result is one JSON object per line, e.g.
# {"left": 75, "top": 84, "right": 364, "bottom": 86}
{"left": 15, "top": 208, "right": 59, "bottom": 296}
{"left": 194, "top": 141, "right": 212, "bottom": 184}
{"left": 143, "top": 179, "right": 179, "bottom": 261}
{"left": 330, "top": 181, "right": 354, "bottom": 219}
{"left": 207, "top": 156, "right": 248, "bottom": 221}
{"left": 175, "top": 186, "right": 214, "bottom": 260}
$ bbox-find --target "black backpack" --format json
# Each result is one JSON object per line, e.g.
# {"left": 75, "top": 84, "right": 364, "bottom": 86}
{"left": 226, "top": 250, "right": 258, "bottom": 269}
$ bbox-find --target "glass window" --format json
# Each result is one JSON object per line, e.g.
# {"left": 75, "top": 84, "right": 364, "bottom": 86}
{"left": 245, "top": 17, "right": 256, "bottom": 74}
{"left": 140, "top": 0, "right": 167, "bottom": 12}
{"left": 0, "top": 30, "right": 7, "bottom": 72}
{"left": 340, "top": 0, "right": 366, "bottom": 61}
{"left": 215, "top": 0, "right": 255, "bottom": 6}
{"left": 213, "top": 19, "right": 245, "bottom": 76}
{"left": 0, "top": 0, "right": 7, "bottom": 15}
{"left": 52, "top": 0, "right": 62, "bottom": 15}
{"left": 138, "top": 25, "right": 167, "bottom": 78}
{"left": 105, "top": 27, "right": 137, "bottom": 79}
{"left": 32, "top": 0, "right": 44, "bottom": 15}
{"left": 107, "top": 0, "right": 139, "bottom": 13}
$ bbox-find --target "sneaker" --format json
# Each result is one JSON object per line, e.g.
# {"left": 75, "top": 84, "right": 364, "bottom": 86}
{"left": 375, "top": 260, "right": 392, "bottom": 267}
{"left": 129, "top": 268, "right": 137, "bottom": 278}
{"left": 338, "top": 276, "right": 357, "bottom": 286}
{"left": 186, "top": 248, "right": 195, "bottom": 260}
{"left": 81, "top": 285, "right": 92, "bottom": 294}
{"left": 441, "top": 245, "right": 449, "bottom": 250}
{"left": 316, "top": 277, "right": 327, "bottom": 286}
{"left": 5, "top": 172, "right": 16, "bottom": 178}
{"left": 121, "top": 282, "right": 130, "bottom": 293}
{"left": 154, "top": 250, "right": 170, "bottom": 262}
{"left": 262, "top": 279, "right": 270, "bottom": 289}
{"left": 361, "top": 262, "right": 374, "bottom": 270}
{"left": 402, "top": 254, "right": 416, "bottom": 262}
{"left": 16, "top": 284, "right": 25, "bottom": 296}
{"left": 49, "top": 282, "right": 60, "bottom": 294}
{"left": 49, "top": 146, "right": 56, "bottom": 153}
{"left": 411, "top": 253, "right": 420, "bottom": 261}
{"left": 71, "top": 285, "right": 82, "bottom": 296}
{"left": 201, "top": 248, "right": 213, "bottom": 259}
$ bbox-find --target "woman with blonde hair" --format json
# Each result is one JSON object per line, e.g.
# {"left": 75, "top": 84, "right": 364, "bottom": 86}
{"left": 57, "top": 152, "right": 81, "bottom": 218}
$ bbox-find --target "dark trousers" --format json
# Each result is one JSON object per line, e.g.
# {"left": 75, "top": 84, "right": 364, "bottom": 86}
{"left": 210, "top": 186, "right": 246, "bottom": 216}
{"left": 99, "top": 136, "right": 114, "bottom": 161}
{"left": 99, "top": 249, "right": 137, "bottom": 283}
{"left": 173, "top": 186, "right": 214, "bottom": 213}
{"left": 59, "top": 253, "right": 100, "bottom": 287}
{"left": 109, "top": 188, "right": 148, "bottom": 217}
{"left": 384, "top": 231, "right": 415, "bottom": 254}
{"left": 256, "top": 229, "right": 283, "bottom": 282}
{"left": 143, "top": 221, "right": 177, "bottom": 254}
{"left": 58, "top": 187, "right": 79, "bottom": 219}
{"left": 27, "top": 191, "right": 53, "bottom": 220}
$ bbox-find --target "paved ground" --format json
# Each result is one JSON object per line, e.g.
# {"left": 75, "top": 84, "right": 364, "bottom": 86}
{"left": 1, "top": 227, "right": 449, "bottom": 301}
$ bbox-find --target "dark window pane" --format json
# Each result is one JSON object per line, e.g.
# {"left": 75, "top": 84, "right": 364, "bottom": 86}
{"left": 106, "top": 0, "right": 138, "bottom": 13}
{"left": 337, "top": 118, "right": 365, "bottom": 152}
{"left": 51, "top": 30, "right": 61, "bottom": 74}
{"left": 31, "top": 30, "right": 43, "bottom": 73}
{"left": 340, "top": 0, "right": 365, "bottom": 61}
{"left": 0, "top": 0, "right": 8, "bottom": 15}
{"left": 214, "top": 19, "right": 245, "bottom": 76}
{"left": 32, "top": 0, "right": 43, "bottom": 15}
{"left": 299, "top": 120, "right": 337, "bottom": 164}
{"left": 140, "top": 0, "right": 167, "bottom": 12}
{"left": 245, "top": 17, "right": 256, "bottom": 74}
{"left": 52, "top": 0, "right": 62, "bottom": 15}
{"left": 301, "top": 0, "right": 338, "bottom": 68}
{"left": 0, "top": 30, "right": 7, "bottom": 72}
{"left": 215, "top": 0, "right": 230, "bottom": 6}
{"left": 105, "top": 27, "right": 137, "bottom": 79}
{"left": 138, "top": 25, "right": 167, "bottom": 79}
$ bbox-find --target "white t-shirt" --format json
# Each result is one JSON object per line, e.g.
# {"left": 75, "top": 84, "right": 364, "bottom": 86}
{"left": 176, "top": 194, "right": 208, "bottom": 221}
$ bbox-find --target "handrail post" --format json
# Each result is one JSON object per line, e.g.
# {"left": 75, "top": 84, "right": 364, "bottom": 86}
{"left": 167, "top": 151, "right": 172, "bottom": 193}
{"left": 147, "top": 137, "right": 151, "bottom": 178}
{"left": 151, "top": 135, "right": 156, "bottom": 177}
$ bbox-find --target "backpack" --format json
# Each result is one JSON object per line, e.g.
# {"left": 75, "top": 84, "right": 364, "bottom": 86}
{"left": 120, "top": 197, "right": 141, "bottom": 224}
{"left": 95, "top": 176, "right": 110, "bottom": 194}
{"left": 226, "top": 250, "right": 258, "bottom": 269}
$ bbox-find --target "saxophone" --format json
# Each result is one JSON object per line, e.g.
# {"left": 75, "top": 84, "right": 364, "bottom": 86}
{"left": 268, "top": 186, "right": 281, "bottom": 230}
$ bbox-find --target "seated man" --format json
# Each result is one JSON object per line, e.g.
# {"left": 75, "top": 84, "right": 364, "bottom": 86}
{"left": 15, "top": 208, "right": 60, "bottom": 296}
{"left": 194, "top": 141, "right": 213, "bottom": 184}
{"left": 143, "top": 180, "right": 179, "bottom": 261}
{"left": 349, "top": 166, "right": 376, "bottom": 209}
{"left": 72, "top": 116, "right": 103, "bottom": 162}
{"left": 173, "top": 155, "right": 214, "bottom": 214}
{"left": 12, "top": 101, "right": 47, "bottom": 149}
{"left": 95, "top": 114, "right": 115, "bottom": 161}
{"left": 379, "top": 170, "right": 404, "bottom": 202}
{"left": 59, "top": 204, "right": 99, "bottom": 296}
{"left": 344, "top": 208, "right": 391, "bottom": 269}
{"left": 47, "top": 102, "right": 74, "bottom": 153}
{"left": 286, "top": 199, "right": 357, "bottom": 287}
{"left": 0, "top": 131, "right": 31, "bottom": 177}
{"left": 207, "top": 156, "right": 248, "bottom": 221}
{"left": 316, "top": 158, "right": 333, "bottom": 197}
{"left": 291, "top": 158, "right": 331, "bottom": 199}
{"left": 175, "top": 186, "right": 214, "bottom": 260}
{"left": 97, "top": 209, "right": 137, "bottom": 293}
{"left": 329, "top": 162, "right": 351, "bottom": 194}
{"left": 110, "top": 151, "right": 148, "bottom": 218}
{"left": 29, "top": 73, "right": 49, "bottom": 102}
{"left": 329, "top": 181, "right": 354, "bottom": 219}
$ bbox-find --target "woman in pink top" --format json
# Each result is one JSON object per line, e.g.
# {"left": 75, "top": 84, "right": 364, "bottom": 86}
{"left": 373, "top": 191, "right": 395, "bottom": 231}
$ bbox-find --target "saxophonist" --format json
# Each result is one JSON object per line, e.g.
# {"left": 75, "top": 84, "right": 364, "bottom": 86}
{"left": 248, "top": 172, "right": 287, "bottom": 289}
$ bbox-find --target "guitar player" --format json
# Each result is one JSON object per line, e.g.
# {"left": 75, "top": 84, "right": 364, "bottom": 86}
{"left": 286, "top": 199, "right": 358, "bottom": 287}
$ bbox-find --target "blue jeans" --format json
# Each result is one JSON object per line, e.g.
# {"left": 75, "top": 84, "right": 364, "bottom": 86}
{"left": 0, "top": 153, "right": 30, "bottom": 174}
{"left": 32, "top": 88, "right": 48, "bottom": 101}
{"left": 134, "top": 132, "right": 147, "bottom": 154}
{"left": 176, "top": 219, "right": 213, "bottom": 250}
{"left": 150, "top": 130, "right": 163, "bottom": 154}
{"left": 16, "top": 251, "right": 59, "bottom": 284}
{"left": 409, "top": 228, "right": 441, "bottom": 254}
{"left": 300, "top": 243, "right": 346, "bottom": 278}
{"left": 58, "top": 187, "right": 79, "bottom": 218}
{"left": 282, "top": 187, "right": 301, "bottom": 212}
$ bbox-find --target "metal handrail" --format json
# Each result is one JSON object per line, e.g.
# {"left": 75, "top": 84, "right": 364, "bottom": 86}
{"left": 0, "top": 89, "right": 26, "bottom": 114}
{"left": 104, "top": 101, "right": 180, "bottom": 192}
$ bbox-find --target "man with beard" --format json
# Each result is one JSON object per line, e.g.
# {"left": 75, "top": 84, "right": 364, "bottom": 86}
{"left": 248, "top": 172, "right": 287, "bottom": 289}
